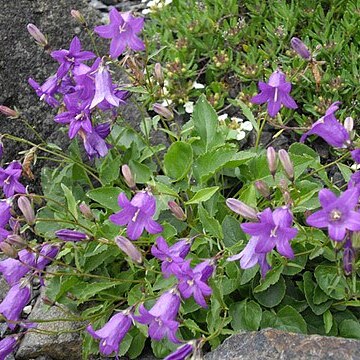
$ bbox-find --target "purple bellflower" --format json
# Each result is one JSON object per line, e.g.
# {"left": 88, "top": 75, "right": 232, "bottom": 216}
{"left": 0, "top": 335, "right": 19, "bottom": 359}
{"left": 343, "top": 237, "right": 354, "bottom": 275}
{"left": 0, "top": 161, "right": 26, "bottom": 198}
{"left": 87, "top": 310, "right": 133, "bottom": 357}
{"left": 94, "top": 9, "right": 145, "bottom": 58}
{"left": 28, "top": 75, "right": 60, "bottom": 108}
{"left": 306, "top": 188, "right": 360, "bottom": 241}
{"left": 0, "top": 200, "right": 11, "bottom": 228}
{"left": 54, "top": 93, "right": 92, "bottom": 139}
{"left": 175, "top": 260, "right": 214, "bottom": 308}
{"left": 110, "top": 191, "right": 163, "bottom": 240}
{"left": 135, "top": 289, "right": 181, "bottom": 343}
{"left": 80, "top": 122, "right": 112, "bottom": 159}
{"left": 349, "top": 171, "right": 360, "bottom": 192}
{"left": 35, "top": 243, "right": 59, "bottom": 271}
{"left": 351, "top": 149, "right": 360, "bottom": 164}
{"left": 51, "top": 36, "right": 95, "bottom": 78}
{"left": 0, "top": 280, "right": 31, "bottom": 330}
{"left": 228, "top": 236, "right": 271, "bottom": 278}
{"left": 300, "top": 102, "right": 350, "bottom": 148}
{"left": 164, "top": 341, "right": 195, "bottom": 360}
{"left": 55, "top": 229, "right": 89, "bottom": 242}
{"left": 251, "top": 70, "right": 298, "bottom": 117}
{"left": 151, "top": 236, "right": 191, "bottom": 277}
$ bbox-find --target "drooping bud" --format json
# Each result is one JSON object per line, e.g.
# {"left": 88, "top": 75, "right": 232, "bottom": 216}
{"left": 254, "top": 180, "right": 271, "bottom": 198}
{"left": 266, "top": 146, "right": 277, "bottom": 179}
{"left": 290, "top": 37, "right": 311, "bottom": 60}
{"left": 18, "top": 196, "right": 35, "bottom": 225}
{"left": 70, "top": 9, "right": 86, "bottom": 25}
{"left": 154, "top": 63, "right": 164, "bottom": 86}
{"left": 115, "top": 236, "right": 143, "bottom": 264}
{"left": 79, "top": 202, "right": 94, "bottom": 220}
{"left": 0, "top": 242, "right": 18, "bottom": 258}
{"left": 344, "top": 117, "right": 354, "bottom": 139}
{"left": 26, "top": 24, "right": 48, "bottom": 48}
{"left": 278, "top": 149, "right": 294, "bottom": 182}
{"left": 168, "top": 201, "right": 187, "bottom": 221}
{"left": 226, "top": 198, "right": 258, "bottom": 221}
{"left": 6, "top": 234, "right": 27, "bottom": 248}
{"left": 121, "top": 164, "right": 136, "bottom": 190}
{"left": 153, "top": 103, "right": 174, "bottom": 120}
{"left": 55, "top": 229, "right": 89, "bottom": 242}
{"left": 0, "top": 105, "right": 19, "bottom": 118}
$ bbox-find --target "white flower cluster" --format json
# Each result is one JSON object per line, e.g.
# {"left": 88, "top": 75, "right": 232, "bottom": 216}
{"left": 218, "top": 114, "right": 253, "bottom": 141}
{"left": 142, "top": 0, "right": 173, "bottom": 14}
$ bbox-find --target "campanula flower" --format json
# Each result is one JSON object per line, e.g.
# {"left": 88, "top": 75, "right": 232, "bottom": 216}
{"left": 51, "top": 36, "right": 95, "bottom": 78}
{"left": 0, "top": 335, "right": 19, "bottom": 359}
{"left": 251, "top": 70, "right": 298, "bottom": 117}
{"left": 151, "top": 236, "right": 191, "bottom": 277}
{"left": 80, "top": 122, "right": 112, "bottom": 159}
{"left": 115, "top": 236, "right": 143, "bottom": 264}
{"left": 351, "top": 149, "right": 360, "bottom": 163}
{"left": 0, "top": 280, "right": 31, "bottom": 330}
{"left": 290, "top": 37, "right": 311, "bottom": 60}
{"left": 0, "top": 200, "right": 11, "bottom": 228}
{"left": 306, "top": 188, "right": 360, "bottom": 241}
{"left": 164, "top": 341, "right": 195, "bottom": 360}
{"left": 0, "top": 161, "right": 26, "bottom": 198}
{"left": 87, "top": 310, "right": 133, "bottom": 356}
{"left": 349, "top": 171, "right": 360, "bottom": 191}
{"left": 110, "top": 191, "right": 163, "bottom": 240}
{"left": 135, "top": 289, "right": 181, "bottom": 343}
{"left": 94, "top": 9, "right": 145, "bottom": 58}
{"left": 28, "top": 75, "right": 60, "bottom": 107}
{"left": 300, "top": 102, "right": 350, "bottom": 148}
{"left": 55, "top": 229, "right": 89, "bottom": 242}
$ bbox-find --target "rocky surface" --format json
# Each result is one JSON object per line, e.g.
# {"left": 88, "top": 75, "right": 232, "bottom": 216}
{"left": 204, "top": 328, "right": 360, "bottom": 360}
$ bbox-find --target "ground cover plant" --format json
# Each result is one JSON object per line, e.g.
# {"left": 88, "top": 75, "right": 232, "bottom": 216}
{"left": 1, "top": 0, "right": 360, "bottom": 358}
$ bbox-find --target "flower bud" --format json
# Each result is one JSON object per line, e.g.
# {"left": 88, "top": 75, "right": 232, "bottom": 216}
{"left": 226, "top": 198, "right": 258, "bottom": 221}
{"left": 18, "top": 196, "right": 35, "bottom": 225}
{"left": 278, "top": 149, "right": 294, "bottom": 182}
{"left": 266, "top": 146, "right": 277, "bottom": 178}
{"left": 168, "top": 201, "right": 187, "bottom": 221}
{"left": 0, "top": 242, "right": 18, "bottom": 258}
{"left": 343, "top": 238, "right": 354, "bottom": 275}
{"left": 290, "top": 37, "right": 311, "bottom": 60}
{"left": 153, "top": 103, "right": 174, "bottom": 120}
{"left": 26, "top": 24, "right": 48, "bottom": 48}
{"left": 344, "top": 117, "right": 354, "bottom": 134}
{"left": 254, "top": 180, "right": 271, "bottom": 198}
{"left": 55, "top": 229, "right": 89, "bottom": 242}
{"left": 0, "top": 105, "right": 19, "bottom": 118}
{"left": 79, "top": 202, "right": 94, "bottom": 220}
{"left": 121, "top": 164, "right": 136, "bottom": 190}
{"left": 6, "top": 234, "right": 27, "bottom": 248}
{"left": 70, "top": 9, "right": 86, "bottom": 25}
{"left": 115, "top": 236, "right": 143, "bottom": 264}
{"left": 154, "top": 63, "right": 164, "bottom": 86}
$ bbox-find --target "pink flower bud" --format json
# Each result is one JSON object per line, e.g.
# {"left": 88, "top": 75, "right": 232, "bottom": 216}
{"left": 121, "top": 165, "right": 136, "bottom": 190}
{"left": 26, "top": 24, "right": 48, "bottom": 48}
{"left": 0, "top": 105, "right": 19, "bottom": 118}
{"left": 70, "top": 9, "right": 86, "bottom": 25}
{"left": 278, "top": 149, "right": 294, "bottom": 181}
{"left": 115, "top": 236, "right": 143, "bottom": 264}
{"left": 18, "top": 196, "right": 35, "bottom": 225}
{"left": 266, "top": 147, "right": 277, "bottom": 178}
{"left": 0, "top": 242, "right": 18, "bottom": 258}
{"left": 254, "top": 180, "right": 270, "bottom": 198}
{"left": 153, "top": 103, "right": 174, "bottom": 120}
{"left": 154, "top": 63, "right": 164, "bottom": 86}
{"left": 168, "top": 201, "right": 186, "bottom": 221}
{"left": 290, "top": 37, "right": 311, "bottom": 60}
{"left": 79, "top": 202, "right": 94, "bottom": 220}
{"left": 226, "top": 198, "right": 258, "bottom": 221}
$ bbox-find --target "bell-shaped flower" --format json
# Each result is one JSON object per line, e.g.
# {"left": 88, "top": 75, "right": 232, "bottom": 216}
{"left": 55, "top": 229, "right": 89, "bottom": 242}
{"left": 110, "top": 191, "right": 163, "bottom": 240}
{"left": 0, "top": 335, "right": 19, "bottom": 359}
{"left": 300, "top": 102, "right": 350, "bottom": 148}
{"left": 0, "top": 200, "right": 11, "bottom": 228}
{"left": 251, "top": 70, "right": 297, "bottom": 117}
{"left": 87, "top": 310, "right": 133, "bottom": 357}
{"left": 0, "top": 161, "right": 26, "bottom": 198}
{"left": 351, "top": 149, "right": 360, "bottom": 163}
{"left": 151, "top": 236, "right": 191, "bottom": 277}
{"left": 28, "top": 75, "right": 60, "bottom": 108}
{"left": 0, "top": 280, "right": 31, "bottom": 330}
{"left": 306, "top": 188, "right": 360, "bottom": 241}
{"left": 135, "top": 289, "right": 181, "bottom": 343}
{"left": 349, "top": 171, "right": 360, "bottom": 191}
{"left": 51, "top": 36, "right": 95, "bottom": 78}
{"left": 94, "top": 9, "right": 145, "bottom": 58}
{"left": 80, "top": 122, "right": 112, "bottom": 159}
{"left": 164, "top": 341, "right": 195, "bottom": 360}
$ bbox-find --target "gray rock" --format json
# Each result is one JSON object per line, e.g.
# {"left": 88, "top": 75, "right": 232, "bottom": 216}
{"left": 16, "top": 287, "right": 83, "bottom": 360}
{"left": 204, "top": 328, "right": 360, "bottom": 360}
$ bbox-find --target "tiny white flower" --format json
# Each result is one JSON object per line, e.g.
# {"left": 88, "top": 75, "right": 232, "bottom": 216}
{"left": 231, "top": 116, "right": 243, "bottom": 123}
{"left": 142, "top": 8, "right": 152, "bottom": 15}
{"left": 193, "top": 81, "right": 205, "bottom": 89}
{"left": 351, "top": 163, "right": 360, "bottom": 170}
{"left": 184, "top": 101, "right": 194, "bottom": 113}
{"left": 241, "top": 121, "right": 253, "bottom": 131}
{"left": 160, "top": 99, "right": 173, "bottom": 107}
{"left": 164, "top": 0, "right": 173, "bottom": 4}
{"left": 218, "top": 113, "right": 228, "bottom": 121}
{"left": 236, "top": 130, "right": 246, "bottom": 140}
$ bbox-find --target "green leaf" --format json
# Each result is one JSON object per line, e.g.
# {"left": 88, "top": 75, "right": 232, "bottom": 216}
{"left": 185, "top": 186, "right": 219, "bottom": 205}
{"left": 87, "top": 187, "right": 123, "bottom": 212}
{"left": 276, "top": 305, "right": 307, "bottom": 334}
{"left": 229, "top": 300, "right": 262, "bottom": 331}
{"left": 222, "top": 215, "right": 245, "bottom": 247}
{"left": 198, "top": 205, "right": 223, "bottom": 239}
{"left": 323, "top": 309, "right": 333, "bottom": 334}
{"left": 99, "top": 155, "right": 121, "bottom": 184}
{"left": 192, "top": 95, "right": 221, "bottom": 152}
{"left": 183, "top": 318, "right": 204, "bottom": 335}
{"left": 164, "top": 141, "right": 193, "bottom": 181}
{"left": 339, "top": 319, "right": 360, "bottom": 339}
{"left": 253, "top": 275, "right": 286, "bottom": 308}
{"left": 118, "top": 333, "right": 133, "bottom": 357}
{"left": 253, "top": 264, "right": 283, "bottom": 293}
{"left": 337, "top": 163, "right": 352, "bottom": 182}
{"left": 78, "top": 281, "right": 118, "bottom": 301}
{"left": 61, "top": 184, "right": 78, "bottom": 220}
{"left": 127, "top": 332, "right": 147, "bottom": 359}
{"left": 129, "top": 160, "right": 152, "bottom": 183}
{"left": 314, "top": 265, "right": 348, "bottom": 300}
{"left": 236, "top": 99, "right": 259, "bottom": 132}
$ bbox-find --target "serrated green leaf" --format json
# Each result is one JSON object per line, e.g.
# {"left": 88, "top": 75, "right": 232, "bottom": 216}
{"left": 164, "top": 141, "right": 193, "bottom": 181}
{"left": 253, "top": 275, "right": 286, "bottom": 308}
{"left": 229, "top": 300, "right": 262, "bottom": 331}
{"left": 186, "top": 186, "right": 219, "bottom": 205}
{"left": 276, "top": 305, "right": 307, "bottom": 334}
{"left": 198, "top": 204, "right": 223, "bottom": 239}
{"left": 314, "top": 265, "right": 348, "bottom": 300}
{"left": 61, "top": 183, "right": 78, "bottom": 220}
{"left": 253, "top": 264, "right": 283, "bottom": 293}
{"left": 87, "top": 187, "right": 123, "bottom": 212}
